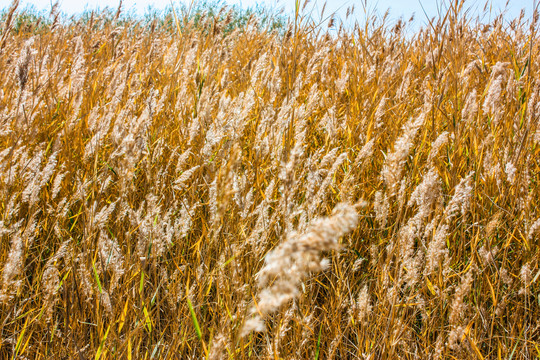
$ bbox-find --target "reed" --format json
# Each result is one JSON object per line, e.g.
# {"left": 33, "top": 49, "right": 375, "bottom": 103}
{"left": 0, "top": 0, "right": 538, "bottom": 358}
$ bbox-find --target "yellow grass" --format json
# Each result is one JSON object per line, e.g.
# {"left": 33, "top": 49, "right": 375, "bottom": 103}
{"left": 0, "top": 0, "right": 539, "bottom": 358}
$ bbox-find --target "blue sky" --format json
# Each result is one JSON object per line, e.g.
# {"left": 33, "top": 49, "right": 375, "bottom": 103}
{"left": 0, "top": 0, "right": 535, "bottom": 29}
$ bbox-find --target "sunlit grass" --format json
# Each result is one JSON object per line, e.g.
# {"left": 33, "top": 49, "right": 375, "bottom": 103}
{"left": 0, "top": 0, "right": 539, "bottom": 358}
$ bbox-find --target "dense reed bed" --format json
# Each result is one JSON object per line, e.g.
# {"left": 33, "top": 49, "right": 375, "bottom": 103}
{"left": 0, "top": 0, "right": 539, "bottom": 358}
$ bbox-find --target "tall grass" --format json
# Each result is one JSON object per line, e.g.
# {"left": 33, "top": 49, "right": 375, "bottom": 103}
{"left": 0, "top": 0, "right": 539, "bottom": 358}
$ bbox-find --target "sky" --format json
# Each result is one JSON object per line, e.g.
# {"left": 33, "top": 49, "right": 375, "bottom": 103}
{"left": 0, "top": 0, "right": 535, "bottom": 29}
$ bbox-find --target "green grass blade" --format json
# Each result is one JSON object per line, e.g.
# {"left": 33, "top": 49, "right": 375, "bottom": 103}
{"left": 92, "top": 262, "right": 102, "bottom": 294}
{"left": 187, "top": 298, "right": 202, "bottom": 340}
{"left": 315, "top": 326, "right": 322, "bottom": 360}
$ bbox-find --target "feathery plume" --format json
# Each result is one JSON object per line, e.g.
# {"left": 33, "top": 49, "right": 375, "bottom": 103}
{"left": 381, "top": 112, "right": 426, "bottom": 194}
{"left": 242, "top": 203, "right": 359, "bottom": 336}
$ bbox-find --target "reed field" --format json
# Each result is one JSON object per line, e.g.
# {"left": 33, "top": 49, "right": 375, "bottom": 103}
{"left": 0, "top": 0, "right": 539, "bottom": 358}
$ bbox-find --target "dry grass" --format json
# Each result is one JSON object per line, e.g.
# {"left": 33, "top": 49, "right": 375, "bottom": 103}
{"left": 0, "top": 0, "right": 539, "bottom": 358}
